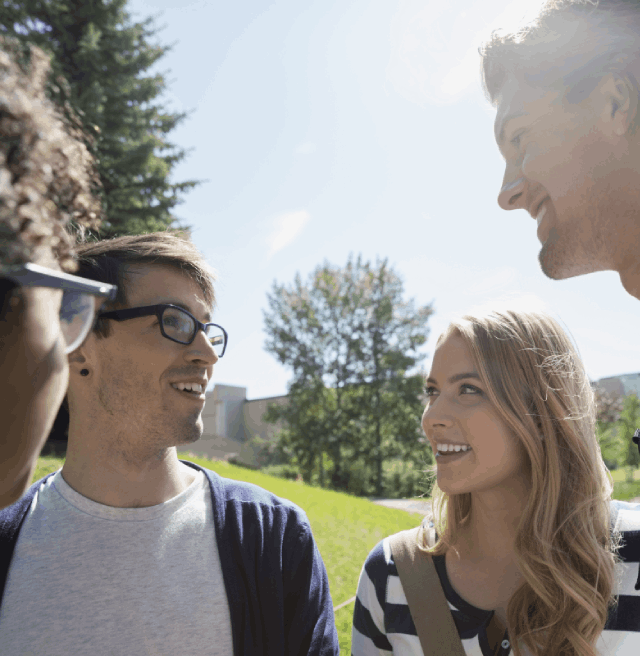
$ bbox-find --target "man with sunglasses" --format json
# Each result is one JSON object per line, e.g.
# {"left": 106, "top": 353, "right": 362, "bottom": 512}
{"left": 0, "top": 38, "right": 115, "bottom": 508}
{"left": 0, "top": 231, "right": 339, "bottom": 656}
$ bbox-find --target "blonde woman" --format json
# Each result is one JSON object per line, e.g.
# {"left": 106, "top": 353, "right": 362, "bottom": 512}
{"left": 351, "top": 308, "right": 640, "bottom": 656}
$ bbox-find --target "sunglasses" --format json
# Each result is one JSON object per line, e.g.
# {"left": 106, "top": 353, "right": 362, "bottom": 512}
{"left": 0, "top": 263, "right": 117, "bottom": 354}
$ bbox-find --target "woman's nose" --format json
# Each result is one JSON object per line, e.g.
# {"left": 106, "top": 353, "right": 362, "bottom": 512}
{"left": 422, "top": 401, "right": 453, "bottom": 432}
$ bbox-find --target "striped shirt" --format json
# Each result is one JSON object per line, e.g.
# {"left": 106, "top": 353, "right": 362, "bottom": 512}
{"left": 351, "top": 500, "right": 640, "bottom": 656}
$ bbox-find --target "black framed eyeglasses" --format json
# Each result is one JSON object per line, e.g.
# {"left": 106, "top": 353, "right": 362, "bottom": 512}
{"left": 98, "top": 304, "right": 228, "bottom": 357}
{"left": 0, "top": 263, "right": 118, "bottom": 354}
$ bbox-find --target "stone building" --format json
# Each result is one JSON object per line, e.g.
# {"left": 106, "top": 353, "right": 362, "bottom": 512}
{"left": 596, "top": 373, "right": 640, "bottom": 399}
{"left": 179, "top": 384, "right": 288, "bottom": 466}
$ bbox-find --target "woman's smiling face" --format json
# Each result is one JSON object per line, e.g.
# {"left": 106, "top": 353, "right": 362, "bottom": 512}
{"left": 422, "top": 332, "right": 531, "bottom": 497}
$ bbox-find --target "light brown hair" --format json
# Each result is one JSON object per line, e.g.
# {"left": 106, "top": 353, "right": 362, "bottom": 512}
{"left": 74, "top": 230, "right": 216, "bottom": 338}
{"left": 480, "top": 0, "right": 640, "bottom": 135}
{"left": 422, "top": 308, "right": 622, "bottom": 656}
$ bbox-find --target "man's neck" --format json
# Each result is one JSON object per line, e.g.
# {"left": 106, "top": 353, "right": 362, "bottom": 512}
{"left": 61, "top": 435, "right": 196, "bottom": 508}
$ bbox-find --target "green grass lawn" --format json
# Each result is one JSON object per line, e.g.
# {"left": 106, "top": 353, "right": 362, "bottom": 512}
{"left": 32, "top": 453, "right": 422, "bottom": 654}
{"left": 29, "top": 455, "right": 640, "bottom": 653}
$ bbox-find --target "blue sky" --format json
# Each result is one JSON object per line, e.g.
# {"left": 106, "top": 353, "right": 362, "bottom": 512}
{"left": 127, "top": 0, "right": 640, "bottom": 399}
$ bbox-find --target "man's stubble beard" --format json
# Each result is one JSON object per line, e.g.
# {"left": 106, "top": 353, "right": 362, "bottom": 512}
{"left": 96, "top": 376, "right": 203, "bottom": 451}
{"left": 537, "top": 204, "right": 613, "bottom": 280}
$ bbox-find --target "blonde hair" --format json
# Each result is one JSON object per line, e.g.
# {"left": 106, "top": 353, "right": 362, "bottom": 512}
{"left": 421, "top": 308, "right": 622, "bottom": 656}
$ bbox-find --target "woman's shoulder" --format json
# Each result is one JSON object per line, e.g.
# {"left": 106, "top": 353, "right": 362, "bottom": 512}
{"left": 611, "top": 499, "right": 640, "bottom": 534}
{"left": 362, "top": 535, "right": 396, "bottom": 583}
{"left": 353, "top": 533, "right": 426, "bottom": 655}
{"left": 364, "top": 523, "right": 435, "bottom": 577}
{"left": 356, "top": 530, "right": 426, "bottom": 619}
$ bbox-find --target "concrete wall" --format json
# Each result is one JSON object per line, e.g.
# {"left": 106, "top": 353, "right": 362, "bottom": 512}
{"left": 596, "top": 373, "right": 640, "bottom": 398}
{"left": 243, "top": 395, "right": 288, "bottom": 441}
{"left": 597, "top": 376, "right": 626, "bottom": 397}
{"left": 617, "top": 373, "right": 640, "bottom": 398}
{"left": 184, "top": 384, "right": 289, "bottom": 465}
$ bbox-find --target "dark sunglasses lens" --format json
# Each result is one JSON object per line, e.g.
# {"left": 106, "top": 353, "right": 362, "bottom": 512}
{"left": 162, "top": 307, "right": 195, "bottom": 344}
{"left": 59, "top": 291, "right": 95, "bottom": 353}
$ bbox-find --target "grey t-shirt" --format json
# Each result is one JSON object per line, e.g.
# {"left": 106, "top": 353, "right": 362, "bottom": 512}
{"left": 0, "top": 468, "right": 234, "bottom": 656}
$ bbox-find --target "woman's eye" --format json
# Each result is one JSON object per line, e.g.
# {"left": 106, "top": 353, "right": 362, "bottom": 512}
{"left": 460, "top": 383, "right": 482, "bottom": 395}
{"left": 423, "top": 385, "right": 437, "bottom": 397}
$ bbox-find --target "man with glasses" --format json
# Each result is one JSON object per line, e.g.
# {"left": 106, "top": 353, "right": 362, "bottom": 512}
{"left": 0, "top": 231, "right": 339, "bottom": 656}
{"left": 0, "top": 38, "right": 115, "bottom": 508}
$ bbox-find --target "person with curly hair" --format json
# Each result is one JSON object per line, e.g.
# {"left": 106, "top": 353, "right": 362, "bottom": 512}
{"left": 481, "top": 0, "right": 640, "bottom": 300}
{"left": 0, "top": 38, "right": 116, "bottom": 508}
{"left": 352, "top": 307, "right": 640, "bottom": 656}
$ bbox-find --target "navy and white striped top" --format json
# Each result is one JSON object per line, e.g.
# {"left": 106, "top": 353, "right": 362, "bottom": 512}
{"left": 351, "top": 500, "right": 640, "bottom": 656}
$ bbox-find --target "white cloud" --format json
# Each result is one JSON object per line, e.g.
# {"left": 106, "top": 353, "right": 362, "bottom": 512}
{"left": 295, "top": 141, "right": 316, "bottom": 155}
{"left": 267, "top": 210, "right": 311, "bottom": 258}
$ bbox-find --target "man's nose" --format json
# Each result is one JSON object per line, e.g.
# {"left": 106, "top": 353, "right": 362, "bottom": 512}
{"left": 187, "top": 330, "right": 219, "bottom": 366}
{"left": 498, "top": 171, "right": 527, "bottom": 211}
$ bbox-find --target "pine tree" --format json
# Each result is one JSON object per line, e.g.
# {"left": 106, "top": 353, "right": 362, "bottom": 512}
{"left": 0, "top": 0, "right": 198, "bottom": 237}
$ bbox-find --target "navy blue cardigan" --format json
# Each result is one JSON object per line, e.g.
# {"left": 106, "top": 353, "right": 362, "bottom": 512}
{"left": 0, "top": 460, "right": 340, "bottom": 656}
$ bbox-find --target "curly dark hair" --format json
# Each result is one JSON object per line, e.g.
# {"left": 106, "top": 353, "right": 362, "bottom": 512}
{"left": 0, "top": 36, "right": 102, "bottom": 273}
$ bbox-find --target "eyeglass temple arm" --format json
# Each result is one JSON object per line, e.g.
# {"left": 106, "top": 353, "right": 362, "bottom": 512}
{"left": 1, "top": 263, "right": 117, "bottom": 299}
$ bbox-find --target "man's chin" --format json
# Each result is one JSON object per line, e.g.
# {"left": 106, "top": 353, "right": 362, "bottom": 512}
{"left": 538, "top": 236, "right": 600, "bottom": 281}
{"left": 176, "top": 431, "right": 202, "bottom": 447}
{"left": 175, "top": 420, "right": 203, "bottom": 446}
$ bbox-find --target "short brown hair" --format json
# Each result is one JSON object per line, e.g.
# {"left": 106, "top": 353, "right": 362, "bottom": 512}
{"left": 0, "top": 37, "right": 101, "bottom": 272}
{"left": 480, "top": 0, "right": 640, "bottom": 120}
{"left": 75, "top": 231, "right": 216, "bottom": 338}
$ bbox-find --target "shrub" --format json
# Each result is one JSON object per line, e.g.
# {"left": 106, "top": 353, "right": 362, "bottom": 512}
{"left": 383, "top": 458, "right": 433, "bottom": 499}
{"left": 261, "top": 463, "right": 301, "bottom": 481}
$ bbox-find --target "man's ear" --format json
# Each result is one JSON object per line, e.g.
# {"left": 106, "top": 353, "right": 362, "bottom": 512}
{"left": 68, "top": 343, "right": 90, "bottom": 374}
{"left": 598, "top": 73, "right": 638, "bottom": 136}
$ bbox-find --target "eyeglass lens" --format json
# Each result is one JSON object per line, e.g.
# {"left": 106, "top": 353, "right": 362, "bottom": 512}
{"left": 59, "top": 291, "right": 96, "bottom": 354}
{"left": 162, "top": 307, "right": 225, "bottom": 355}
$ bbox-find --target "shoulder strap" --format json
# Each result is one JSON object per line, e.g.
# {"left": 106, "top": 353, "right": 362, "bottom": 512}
{"left": 389, "top": 527, "right": 466, "bottom": 656}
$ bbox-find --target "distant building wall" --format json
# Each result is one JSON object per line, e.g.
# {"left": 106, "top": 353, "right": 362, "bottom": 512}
{"left": 617, "top": 373, "right": 640, "bottom": 398}
{"left": 596, "top": 373, "right": 640, "bottom": 398}
{"left": 185, "top": 384, "right": 289, "bottom": 466}
{"left": 597, "top": 376, "right": 625, "bottom": 397}
{"left": 243, "top": 395, "right": 288, "bottom": 441}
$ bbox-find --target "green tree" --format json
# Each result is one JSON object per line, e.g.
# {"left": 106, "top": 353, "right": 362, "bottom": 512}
{"left": 618, "top": 394, "right": 640, "bottom": 483}
{"left": 263, "top": 254, "right": 434, "bottom": 496}
{"left": 594, "top": 386, "right": 626, "bottom": 468}
{"left": 0, "top": 0, "right": 198, "bottom": 237}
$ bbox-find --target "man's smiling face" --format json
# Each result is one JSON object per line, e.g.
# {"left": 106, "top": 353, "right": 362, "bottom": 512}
{"left": 494, "top": 74, "right": 640, "bottom": 281}
{"left": 79, "top": 264, "right": 218, "bottom": 452}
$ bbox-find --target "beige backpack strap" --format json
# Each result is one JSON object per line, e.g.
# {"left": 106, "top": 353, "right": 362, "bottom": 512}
{"left": 388, "top": 527, "right": 466, "bottom": 656}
